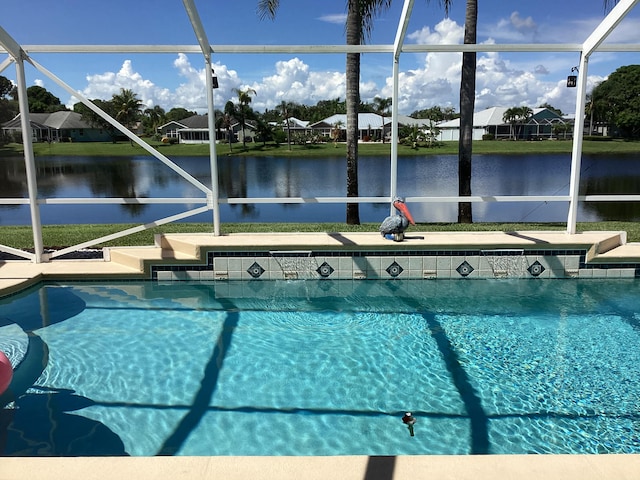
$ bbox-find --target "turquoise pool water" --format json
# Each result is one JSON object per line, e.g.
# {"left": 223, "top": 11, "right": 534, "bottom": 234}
{"left": 1, "top": 279, "right": 640, "bottom": 456}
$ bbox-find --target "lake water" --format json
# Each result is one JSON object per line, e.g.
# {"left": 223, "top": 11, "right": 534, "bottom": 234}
{"left": 2, "top": 153, "right": 640, "bottom": 225}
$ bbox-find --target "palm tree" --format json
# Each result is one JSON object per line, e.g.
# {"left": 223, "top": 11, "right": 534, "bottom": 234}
{"left": 517, "top": 106, "right": 533, "bottom": 139}
{"left": 276, "top": 100, "right": 296, "bottom": 150}
{"left": 112, "top": 88, "right": 143, "bottom": 132}
{"left": 457, "top": 0, "right": 476, "bottom": 223}
{"left": 331, "top": 119, "right": 345, "bottom": 147}
{"left": 259, "top": 0, "right": 392, "bottom": 224}
{"left": 372, "top": 96, "right": 392, "bottom": 142}
{"left": 222, "top": 101, "right": 237, "bottom": 151}
{"left": 233, "top": 87, "right": 257, "bottom": 149}
{"left": 142, "top": 105, "right": 166, "bottom": 137}
{"left": 502, "top": 107, "right": 519, "bottom": 140}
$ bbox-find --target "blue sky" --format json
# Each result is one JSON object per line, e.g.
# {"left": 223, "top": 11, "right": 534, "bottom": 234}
{"left": 1, "top": 0, "right": 639, "bottom": 116}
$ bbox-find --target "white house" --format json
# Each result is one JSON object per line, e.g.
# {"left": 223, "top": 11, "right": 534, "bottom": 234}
{"left": 436, "top": 107, "right": 570, "bottom": 141}
{"left": 310, "top": 113, "right": 429, "bottom": 141}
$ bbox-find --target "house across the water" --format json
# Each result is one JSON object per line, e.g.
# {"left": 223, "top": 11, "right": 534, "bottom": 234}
{"left": 2, "top": 111, "right": 112, "bottom": 142}
{"left": 436, "top": 107, "right": 573, "bottom": 141}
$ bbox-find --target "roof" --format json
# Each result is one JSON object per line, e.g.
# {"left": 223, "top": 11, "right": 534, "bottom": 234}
{"left": 311, "top": 113, "right": 429, "bottom": 129}
{"left": 44, "top": 111, "right": 88, "bottom": 129}
{"left": 437, "top": 107, "right": 563, "bottom": 128}
{"left": 283, "top": 117, "right": 309, "bottom": 128}
{"left": 2, "top": 111, "right": 92, "bottom": 129}
{"left": 179, "top": 114, "right": 209, "bottom": 129}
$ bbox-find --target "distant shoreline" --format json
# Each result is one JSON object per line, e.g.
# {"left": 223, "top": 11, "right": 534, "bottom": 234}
{"left": 2, "top": 138, "right": 640, "bottom": 158}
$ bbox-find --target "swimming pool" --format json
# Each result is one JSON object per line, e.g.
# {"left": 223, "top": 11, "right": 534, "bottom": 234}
{"left": 1, "top": 279, "right": 639, "bottom": 456}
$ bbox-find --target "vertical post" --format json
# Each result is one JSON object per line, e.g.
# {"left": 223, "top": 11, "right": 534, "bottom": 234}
{"left": 390, "top": 58, "right": 399, "bottom": 214}
{"left": 567, "top": 0, "right": 640, "bottom": 234}
{"left": 15, "top": 55, "right": 44, "bottom": 262}
{"left": 566, "top": 54, "right": 589, "bottom": 234}
{"left": 182, "top": 0, "right": 221, "bottom": 235}
{"left": 390, "top": 0, "right": 415, "bottom": 215}
{"left": 205, "top": 61, "right": 220, "bottom": 236}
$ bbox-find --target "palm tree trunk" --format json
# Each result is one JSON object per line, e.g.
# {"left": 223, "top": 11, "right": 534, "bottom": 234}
{"left": 458, "top": 0, "right": 477, "bottom": 224}
{"left": 345, "top": 0, "right": 360, "bottom": 225}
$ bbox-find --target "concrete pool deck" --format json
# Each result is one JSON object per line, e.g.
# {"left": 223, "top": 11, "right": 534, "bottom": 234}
{"left": 2, "top": 230, "right": 640, "bottom": 479}
{"left": 3, "top": 230, "right": 640, "bottom": 296}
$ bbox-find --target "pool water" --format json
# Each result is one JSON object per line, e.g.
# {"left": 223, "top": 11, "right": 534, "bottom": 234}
{"left": 1, "top": 279, "right": 640, "bottom": 456}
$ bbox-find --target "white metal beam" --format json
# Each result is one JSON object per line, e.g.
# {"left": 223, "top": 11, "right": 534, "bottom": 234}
{"left": 0, "top": 25, "right": 45, "bottom": 262}
{"left": 0, "top": 43, "right": 607, "bottom": 54}
{"left": 567, "top": 0, "right": 639, "bottom": 234}
{"left": 583, "top": 0, "right": 640, "bottom": 56}
{"left": 182, "top": 0, "right": 213, "bottom": 59}
{"left": 182, "top": 0, "right": 221, "bottom": 235}
{"left": 28, "top": 57, "right": 211, "bottom": 195}
{"left": 0, "top": 55, "right": 13, "bottom": 74}
{"left": 49, "top": 205, "right": 211, "bottom": 259}
{"left": 390, "top": 0, "right": 415, "bottom": 214}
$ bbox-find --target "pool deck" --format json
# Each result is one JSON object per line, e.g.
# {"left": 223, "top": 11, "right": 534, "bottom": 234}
{"left": 2, "top": 230, "right": 640, "bottom": 479}
{"left": 3, "top": 230, "right": 640, "bottom": 296}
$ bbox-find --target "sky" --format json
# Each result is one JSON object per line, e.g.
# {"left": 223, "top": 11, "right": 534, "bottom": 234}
{"left": 1, "top": 0, "right": 639, "bottom": 117}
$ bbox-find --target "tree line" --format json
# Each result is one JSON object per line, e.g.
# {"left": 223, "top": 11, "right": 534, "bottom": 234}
{"left": 2, "top": 67, "right": 638, "bottom": 144}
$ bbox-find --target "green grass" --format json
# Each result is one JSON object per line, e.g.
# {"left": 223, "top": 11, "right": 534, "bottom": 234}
{"left": 2, "top": 138, "right": 640, "bottom": 158}
{"left": 2, "top": 221, "right": 639, "bottom": 250}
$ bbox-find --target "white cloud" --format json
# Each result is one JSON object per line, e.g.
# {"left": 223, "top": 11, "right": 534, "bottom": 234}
{"left": 65, "top": 16, "right": 613, "bottom": 119}
{"left": 69, "top": 59, "right": 171, "bottom": 110}
{"left": 318, "top": 14, "right": 346, "bottom": 25}
{"left": 245, "top": 57, "right": 346, "bottom": 111}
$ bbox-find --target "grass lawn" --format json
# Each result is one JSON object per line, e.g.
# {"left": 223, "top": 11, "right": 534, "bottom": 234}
{"left": 2, "top": 138, "right": 640, "bottom": 158}
{"left": 2, "top": 221, "right": 640, "bottom": 249}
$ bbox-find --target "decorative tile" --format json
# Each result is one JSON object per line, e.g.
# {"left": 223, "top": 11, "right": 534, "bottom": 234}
{"left": 247, "top": 261, "right": 265, "bottom": 278}
{"left": 386, "top": 261, "right": 403, "bottom": 278}
{"left": 456, "top": 261, "right": 474, "bottom": 277}
{"left": 316, "top": 262, "right": 335, "bottom": 278}
{"left": 527, "top": 260, "right": 545, "bottom": 277}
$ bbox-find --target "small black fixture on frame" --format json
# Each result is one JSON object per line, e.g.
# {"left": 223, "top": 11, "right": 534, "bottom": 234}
{"left": 567, "top": 67, "right": 579, "bottom": 88}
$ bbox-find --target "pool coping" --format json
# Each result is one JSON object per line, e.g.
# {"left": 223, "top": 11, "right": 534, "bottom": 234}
{"left": 1, "top": 454, "right": 640, "bottom": 480}
{"left": 3, "top": 230, "right": 640, "bottom": 298}
{"left": 2, "top": 230, "right": 640, "bottom": 477}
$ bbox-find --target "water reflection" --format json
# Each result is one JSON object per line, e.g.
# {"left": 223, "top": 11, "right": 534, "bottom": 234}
{"left": 1, "top": 153, "right": 640, "bottom": 225}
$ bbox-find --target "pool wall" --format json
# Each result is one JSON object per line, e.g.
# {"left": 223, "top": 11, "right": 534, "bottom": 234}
{"left": 151, "top": 247, "right": 639, "bottom": 281}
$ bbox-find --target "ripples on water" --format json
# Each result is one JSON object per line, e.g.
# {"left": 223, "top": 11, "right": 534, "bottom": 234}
{"left": 1, "top": 279, "right": 640, "bottom": 456}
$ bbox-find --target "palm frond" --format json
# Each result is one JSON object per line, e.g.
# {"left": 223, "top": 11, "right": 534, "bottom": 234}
{"left": 257, "top": 0, "right": 280, "bottom": 20}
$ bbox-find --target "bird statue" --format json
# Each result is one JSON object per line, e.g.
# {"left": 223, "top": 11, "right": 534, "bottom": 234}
{"left": 379, "top": 196, "right": 415, "bottom": 242}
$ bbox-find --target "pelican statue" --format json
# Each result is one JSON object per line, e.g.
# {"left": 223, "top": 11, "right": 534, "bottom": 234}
{"left": 379, "top": 197, "right": 415, "bottom": 241}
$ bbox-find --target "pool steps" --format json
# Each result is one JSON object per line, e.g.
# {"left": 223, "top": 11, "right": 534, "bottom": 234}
{"left": 3, "top": 231, "right": 640, "bottom": 298}
{"left": 107, "top": 230, "right": 640, "bottom": 280}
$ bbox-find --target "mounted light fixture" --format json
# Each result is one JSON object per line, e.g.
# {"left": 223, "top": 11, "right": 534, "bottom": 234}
{"left": 212, "top": 70, "right": 219, "bottom": 89}
{"left": 567, "top": 66, "right": 579, "bottom": 88}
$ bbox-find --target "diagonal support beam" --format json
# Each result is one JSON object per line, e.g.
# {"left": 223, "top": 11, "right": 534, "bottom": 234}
{"left": 583, "top": 0, "right": 640, "bottom": 56}
{"left": 182, "top": 0, "right": 221, "bottom": 235}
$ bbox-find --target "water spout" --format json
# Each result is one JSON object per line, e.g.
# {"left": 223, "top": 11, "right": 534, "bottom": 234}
{"left": 269, "top": 250, "right": 317, "bottom": 280}
{"left": 480, "top": 249, "right": 528, "bottom": 278}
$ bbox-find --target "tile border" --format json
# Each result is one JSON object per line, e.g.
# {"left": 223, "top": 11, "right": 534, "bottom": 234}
{"left": 150, "top": 248, "right": 640, "bottom": 281}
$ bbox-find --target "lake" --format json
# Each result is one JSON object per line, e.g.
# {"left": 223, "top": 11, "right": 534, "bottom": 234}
{"left": 2, "top": 153, "right": 640, "bottom": 225}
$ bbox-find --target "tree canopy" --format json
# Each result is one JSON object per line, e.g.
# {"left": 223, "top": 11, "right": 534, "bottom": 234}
{"left": 26, "top": 85, "right": 65, "bottom": 113}
{"left": 591, "top": 64, "right": 640, "bottom": 139}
